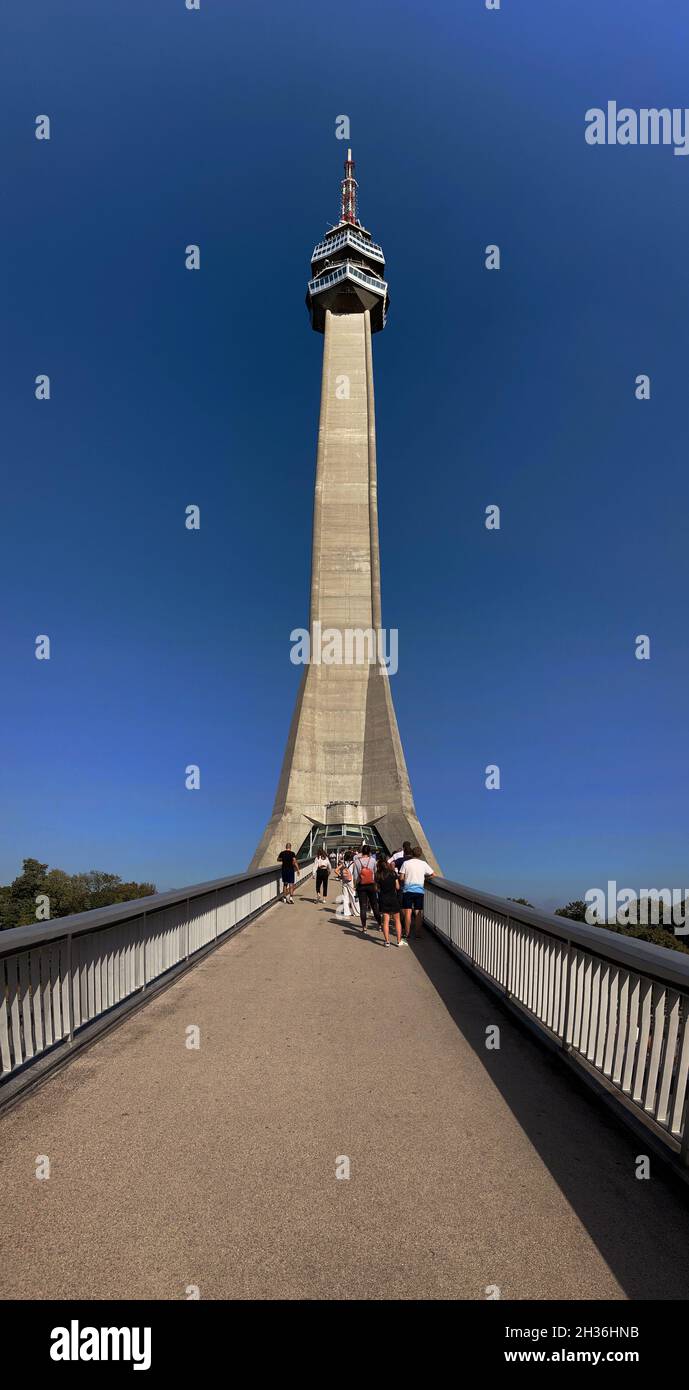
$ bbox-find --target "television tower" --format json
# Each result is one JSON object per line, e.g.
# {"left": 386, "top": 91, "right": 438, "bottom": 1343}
{"left": 250, "top": 151, "right": 437, "bottom": 867}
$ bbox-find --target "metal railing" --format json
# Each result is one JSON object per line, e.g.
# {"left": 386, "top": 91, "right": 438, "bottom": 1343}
{"left": 0, "top": 861, "right": 313, "bottom": 1107}
{"left": 425, "top": 878, "right": 689, "bottom": 1165}
{"left": 308, "top": 262, "right": 388, "bottom": 297}
{"left": 311, "top": 228, "right": 385, "bottom": 265}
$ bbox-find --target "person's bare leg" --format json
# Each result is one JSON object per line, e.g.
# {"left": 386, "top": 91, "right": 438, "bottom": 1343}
{"left": 381, "top": 912, "right": 390, "bottom": 945}
{"left": 414, "top": 906, "right": 423, "bottom": 938}
{"left": 403, "top": 907, "right": 412, "bottom": 939}
{"left": 393, "top": 912, "right": 402, "bottom": 944}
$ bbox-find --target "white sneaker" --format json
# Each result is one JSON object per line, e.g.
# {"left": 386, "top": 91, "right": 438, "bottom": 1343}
{"left": 398, "top": 939, "right": 406, "bottom": 947}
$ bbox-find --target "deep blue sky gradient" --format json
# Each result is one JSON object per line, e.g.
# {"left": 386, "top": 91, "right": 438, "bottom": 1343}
{"left": 2, "top": 0, "right": 688, "bottom": 909}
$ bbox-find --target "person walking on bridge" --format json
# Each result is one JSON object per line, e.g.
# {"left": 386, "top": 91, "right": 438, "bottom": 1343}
{"left": 277, "top": 843, "right": 299, "bottom": 904}
{"left": 353, "top": 844, "right": 381, "bottom": 934}
{"left": 376, "top": 853, "right": 404, "bottom": 947}
{"left": 388, "top": 840, "right": 412, "bottom": 873}
{"left": 399, "top": 847, "right": 434, "bottom": 938}
{"left": 334, "top": 851, "right": 358, "bottom": 919}
{"left": 314, "top": 849, "right": 330, "bottom": 903}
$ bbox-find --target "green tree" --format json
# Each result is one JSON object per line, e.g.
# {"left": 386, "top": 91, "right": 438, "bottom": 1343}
{"left": 554, "top": 896, "right": 689, "bottom": 955}
{"left": 84, "top": 872, "right": 155, "bottom": 909}
{"left": 0, "top": 859, "right": 156, "bottom": 929}
{"left": 598, "top": 917, "right": 689, "bottom": 956}
{"left": 43, "top": 869, "right": 90, "bottom": 920}
{"left": 0, "top": 884, "right": 13, "bottom": 931}
{"left": 555, "top": 900, "right": 588, "bottom": 922}
{"left": 9, "top": 857, "right": 48, "bottom": 898}
{"left": 0, "top": 858, "right": 49, "bottom": 928}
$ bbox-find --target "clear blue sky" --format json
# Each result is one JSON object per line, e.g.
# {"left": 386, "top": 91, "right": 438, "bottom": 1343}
{"left": 2, "top": 0, "right": 688, "bottom": 910}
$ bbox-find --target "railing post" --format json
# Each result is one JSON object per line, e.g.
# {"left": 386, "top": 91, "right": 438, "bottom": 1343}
{"left": 139, "top": 912, "right": 147, "bottom": 991}
{"left": 185, "top": 898, "right": 190, "bottom": 960}
{"left": 65, "top": 934, "right": 74, "bottom": 1044}
{"left": 470, "top": 902, "right": 476, "bottom": 966}
{"left": 680, "top": 1116, "right": 689, "bottom": 1167}
{"left": 505, "top": 916, "right": 513, "bottom": 998}
{"left": 560, "top": 938, "right": 574, "bottom": 1049}
{"left": 214, "top": 888, "right": 219, "bottom": 941}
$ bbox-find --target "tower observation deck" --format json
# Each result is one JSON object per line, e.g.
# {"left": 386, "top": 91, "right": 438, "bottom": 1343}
{"left": 250, "top": 152, "right": 436, "bottom": 868}
{"left": 306, "top": 149, "right": 390, "bottom": 334}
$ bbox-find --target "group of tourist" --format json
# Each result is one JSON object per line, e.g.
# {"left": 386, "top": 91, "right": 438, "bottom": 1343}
{"left": 277, "top": 840, "right": 434, "bottom": 947}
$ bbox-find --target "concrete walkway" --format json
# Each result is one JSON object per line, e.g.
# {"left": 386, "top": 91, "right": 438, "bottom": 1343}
{"left": 1, "top": 885, "right": 689, "bottom": 1301}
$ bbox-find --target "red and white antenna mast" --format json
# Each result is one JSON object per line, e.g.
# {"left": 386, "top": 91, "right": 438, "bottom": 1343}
{"left": 340, "top": 148, "right": 358, "bottom": 225}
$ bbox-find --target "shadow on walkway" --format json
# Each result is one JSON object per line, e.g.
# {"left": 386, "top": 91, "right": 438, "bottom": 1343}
{"left": 411, "top": 928, "right": 689, "bottom": 1300}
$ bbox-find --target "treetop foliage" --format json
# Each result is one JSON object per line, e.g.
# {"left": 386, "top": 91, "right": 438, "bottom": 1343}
{"left": 0, "top": 858, "right": 156, "bottom": 930}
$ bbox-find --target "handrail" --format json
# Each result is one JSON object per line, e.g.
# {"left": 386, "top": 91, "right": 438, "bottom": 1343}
{"left": 311, "top": 228, "right": 385, "bottom": 264}
{"left": 0, "top": 861, "right": 313, "bottom": 1106}
{"left": 425, "top": 877, "right": 689, "bottom": 1166}
{"left": 308, "top": 262, "right": 388, "bottom": 297}
{"left": 0, "top": 864, "right": 281, "bottom": 957}
{"left": 429, "top": 877, "right": 689, "bottom": 990}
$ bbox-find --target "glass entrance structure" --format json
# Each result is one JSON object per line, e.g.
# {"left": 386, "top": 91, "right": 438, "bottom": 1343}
{"left": 297, "top": 821, "right": 389, "bottom": 861}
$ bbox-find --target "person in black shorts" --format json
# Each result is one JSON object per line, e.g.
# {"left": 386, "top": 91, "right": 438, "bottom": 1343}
{"left": 376, "top": 854, "right": 404, "bottom": 947}
{"left": 277, "top": 843, "right": 299, "bottom": 904}
{"left": 399, "top": 847, "right": 435, "bottom": 938}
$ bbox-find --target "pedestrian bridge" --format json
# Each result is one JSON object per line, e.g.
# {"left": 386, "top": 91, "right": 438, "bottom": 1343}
{"left": 1, "top": 866, "right": 689, "bottom": 1300}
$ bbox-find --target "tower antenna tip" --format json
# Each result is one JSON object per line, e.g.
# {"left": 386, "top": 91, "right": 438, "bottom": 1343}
{"left": 340, "top": 148, "right": 357, "bottom": 224}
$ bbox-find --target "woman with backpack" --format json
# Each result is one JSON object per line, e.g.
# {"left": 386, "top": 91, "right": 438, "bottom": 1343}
{"left": 334, "top": 851, "right": 358, "bottom": 918}
{"left": 353, "top": 844, "right": 382, "bottom": 934}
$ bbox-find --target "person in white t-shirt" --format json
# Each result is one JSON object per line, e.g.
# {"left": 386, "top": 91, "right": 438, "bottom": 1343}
{"left": 399, "top": 847, "right": 435, "bottom": 940}
{"left": 314, "top": 850, "right": 330, "bottom": 904}
{"left": 388, "top": 840, "right": 412, "bottom": 872}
